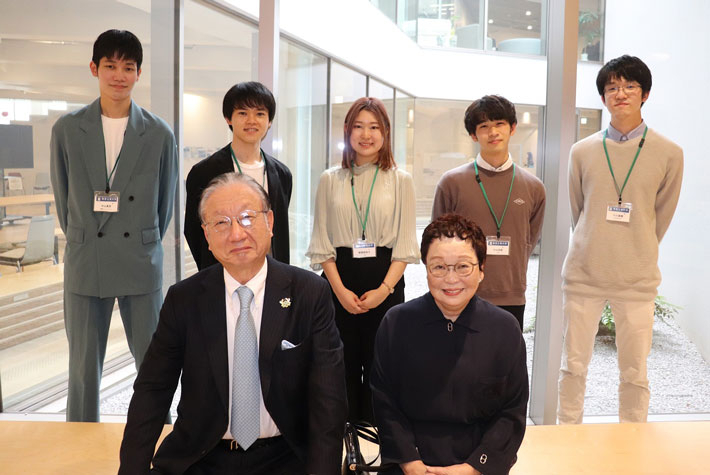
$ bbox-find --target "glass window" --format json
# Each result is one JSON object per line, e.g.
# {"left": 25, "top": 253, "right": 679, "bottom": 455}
{"left": 578, "top": 0, "right": 604, "bottom": 62}
{"left": 393, "top": 90, "right": 414, "bottom": 170}
{"left": 275, "top": 40, "right": 328, "bottom": 268}
{"left": 577, "top": 108, "right": 602, "bottom": 141}
{"left": 368, "top": 78, "right": 395, "bottom": 130}
{"left": 487, "top": 0, "right": 544, "bottom": 55}
{"left": 392, "top": 0, "right": 545, "bottom": 55}
{"left": 370, "top": 0, "right": 397, "bottom": 22}
{"left": 183, "top": 0, "right": 257, "bottom": 277}
{"left": 329, "top": 62, "right": 367, "bottom": 167}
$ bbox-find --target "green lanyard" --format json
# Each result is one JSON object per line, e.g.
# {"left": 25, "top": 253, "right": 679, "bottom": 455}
{"left": 105, "top": 151, "right": 121, "bottom": 193}
{"left": 230, "top": 145, "right": 266, "bottom": 188}
{"left": 350, "top": 166, "right": 379, "bottom": 240}
{"left": 473, "top": 161, "right": 516, "bottom": 239}
{"left": 602, "top": 126, "right": 647, "bottom": 204}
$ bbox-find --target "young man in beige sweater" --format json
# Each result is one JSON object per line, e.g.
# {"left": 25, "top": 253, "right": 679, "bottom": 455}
{"left": 432, "top": 95, "right": 546, "bottom": 330}
{"left": 559, "top": 55, "right": 683, "bottom": 424}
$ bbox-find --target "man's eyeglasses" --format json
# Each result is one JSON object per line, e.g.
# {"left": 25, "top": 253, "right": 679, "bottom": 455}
{"left": 427, "top": 261, "right": 479, "bottom": 278}
{"left": 604, "top": 83, "right": 641, "bottom": 96}
{"left": 204, "top": 210, "right": 268, "bottom": 234}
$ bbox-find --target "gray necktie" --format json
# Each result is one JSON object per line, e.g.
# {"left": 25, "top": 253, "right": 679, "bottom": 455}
{"left": 231, "top": 286, "right": 260, "bottom": 448}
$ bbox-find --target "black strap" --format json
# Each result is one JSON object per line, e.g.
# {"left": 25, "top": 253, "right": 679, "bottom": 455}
{"left": 343, "top": 421, "right": 397, "bottom": 473}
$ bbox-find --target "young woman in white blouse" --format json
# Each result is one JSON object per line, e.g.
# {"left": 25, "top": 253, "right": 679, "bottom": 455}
{"left": 307, "top": 97, "right": 420, "bottom": 423}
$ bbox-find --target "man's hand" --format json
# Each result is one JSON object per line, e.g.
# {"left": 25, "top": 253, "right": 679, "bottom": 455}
{"left": 425, "top": 463, "right": 479, "bottom": 475}
{"left": 359, "top": 285, "right": 389, "bottom": 310}
{"left": 401, "top": 460, "right": 429, "bottom": 475}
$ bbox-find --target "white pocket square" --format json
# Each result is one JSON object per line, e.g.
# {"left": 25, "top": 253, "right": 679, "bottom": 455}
{"left": 281, "top": 339, "right": 296, "bottom": 350}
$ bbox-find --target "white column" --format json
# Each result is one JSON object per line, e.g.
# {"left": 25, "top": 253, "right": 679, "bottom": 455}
{"left": 529, "top": 0, "right": 578, "bottom": 425}
{"left": 259, "top": 0, "right": 280, "bottom": 156}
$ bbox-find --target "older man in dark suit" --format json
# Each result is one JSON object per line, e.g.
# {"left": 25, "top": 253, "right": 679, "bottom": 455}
{"left": 119, "top": 173, "right": 347, "bottom": 474}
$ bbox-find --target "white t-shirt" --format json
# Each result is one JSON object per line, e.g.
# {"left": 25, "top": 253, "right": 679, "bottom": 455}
{"left": 101, "top": 115, "right": 129, "bottom": 188}
{"left": 233, "top": 158, "right": 268, "bottom": 193}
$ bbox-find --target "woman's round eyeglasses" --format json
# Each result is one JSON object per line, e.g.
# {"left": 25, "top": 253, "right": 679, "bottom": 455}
{"left": 427, "top": 261, "right": 479, "bottom": 278}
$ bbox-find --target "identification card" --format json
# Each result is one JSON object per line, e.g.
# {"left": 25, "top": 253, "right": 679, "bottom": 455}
{"left": 606, "top": 202, "right": 632, "bottom": 222}
{"left": 486, "top": 236, "right": 511, "bottom": 256}
{"left": 352, "top": 239, "right": 377, "bottom": 258}
{"left": 93, "top": 191, "right": 120, "bottom": 212}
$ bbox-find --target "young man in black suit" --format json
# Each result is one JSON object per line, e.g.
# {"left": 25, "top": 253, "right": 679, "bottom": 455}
{"left": 185, "top": 81, "right": 292, "bottom": 269}
{"left": 120, "top": 173, "right": 347, "bottom": 474}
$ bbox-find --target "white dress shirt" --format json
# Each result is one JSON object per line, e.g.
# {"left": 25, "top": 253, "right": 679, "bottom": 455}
{"left": 475, "top": 153, "right": 513, "bottom": 172}
{"left": 223, "top": 260, "right": 280, "bottom": 439}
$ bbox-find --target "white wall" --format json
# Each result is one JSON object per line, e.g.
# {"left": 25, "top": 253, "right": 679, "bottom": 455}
{"left": 605, "top": 0, "right": 710, "bottom": 361}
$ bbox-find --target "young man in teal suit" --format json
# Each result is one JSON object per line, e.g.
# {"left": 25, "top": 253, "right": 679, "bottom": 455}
{"left": 50, "top": 29, "right": 178, "bottom": 422}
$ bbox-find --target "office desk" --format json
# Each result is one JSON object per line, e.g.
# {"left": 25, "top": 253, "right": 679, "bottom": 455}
{"left": 0, "top": 420, "right": 709, "bottom": 474}
{"left": 0, "top": 194, "right": 55, "bottom": 216}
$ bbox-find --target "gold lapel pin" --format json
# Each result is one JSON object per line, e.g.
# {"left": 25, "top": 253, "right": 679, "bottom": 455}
{"left": 279, "top": 297, "right": 291, "bottom": 308}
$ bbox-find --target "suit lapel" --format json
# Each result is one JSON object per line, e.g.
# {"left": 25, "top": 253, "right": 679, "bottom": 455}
{"left": 198, "top": 266, "right": 230, "bottom": 412}
{"left": 78, "top": 99, "right": 109, "bottom": 197}
{"left": 215, "top": 145, "right": 235, "bottom": 175}
{"left": 263, "top": 152, "right": 280, "bottom": 201}
{"left": 259, "top": 256, "right": 292, "bottom": 401}
{"left": 98, "top": 101, "right": 146, "bottom": 230}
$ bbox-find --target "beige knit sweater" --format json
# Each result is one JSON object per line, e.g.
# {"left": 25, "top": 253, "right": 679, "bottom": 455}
{"left": 562, "top": 128, "right": 683, "bottom": 300}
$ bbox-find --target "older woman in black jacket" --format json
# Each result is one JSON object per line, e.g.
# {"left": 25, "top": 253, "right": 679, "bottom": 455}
{"left": 371, "top": 214, "right": 528, "bottom": 475}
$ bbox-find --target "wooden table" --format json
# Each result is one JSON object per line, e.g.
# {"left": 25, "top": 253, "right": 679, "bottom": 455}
{"left": 0, "top": 420, "right": 708, "bottom": 474}
{"left": 512, "top": 421, "right": 710, "bottom": 474}
{"left": 0, "top": 194, "right": 55, "bottom": 225}
{"left": 0, "top": 421, "right": 171, "bottom": 474}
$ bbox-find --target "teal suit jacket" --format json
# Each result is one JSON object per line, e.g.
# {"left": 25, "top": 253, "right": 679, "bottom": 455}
{"left": 50, "top": 98, "right": 178, "bottom": 297}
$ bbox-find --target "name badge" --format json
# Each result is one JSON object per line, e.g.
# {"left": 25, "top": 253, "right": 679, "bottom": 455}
{"left": 93, "top": 191, "right": 120, "bottom": 213}
{"left": 606, "top": 202, "right": 632, "bottom": 222}
{"left": 352, "top": 239, "right": 376, "bottom": 258}
{"left": 486, "top": 236, "right": 511, "bottom": 256}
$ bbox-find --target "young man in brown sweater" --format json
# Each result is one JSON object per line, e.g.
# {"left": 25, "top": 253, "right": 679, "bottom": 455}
{"left": 432, "top": 95, "right": 546, "bottom": 329}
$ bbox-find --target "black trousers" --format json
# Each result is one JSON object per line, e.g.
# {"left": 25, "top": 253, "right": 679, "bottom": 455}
{"left": 498, "top": 304, "right": 525, "bottom": 331}
{"left": 182, "top": 437, "right": 305, "bottom": 475}
{"left": 327, "top": 247, "right": 405, "bottom": 423}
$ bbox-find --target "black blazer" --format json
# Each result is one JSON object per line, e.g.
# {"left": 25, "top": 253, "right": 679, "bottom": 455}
{"left": 119, "top": 257, "right": 348, "bottom": 475}
{"left": 184, "top": 144, "right": 292, "bottom": 268}
{"left": 371, "top": 294, "right": 527, "bottom": 475}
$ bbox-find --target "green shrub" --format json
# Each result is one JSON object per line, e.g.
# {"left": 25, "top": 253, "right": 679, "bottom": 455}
{"left": 601, "top": 295, "right": 681, "bottom": 334}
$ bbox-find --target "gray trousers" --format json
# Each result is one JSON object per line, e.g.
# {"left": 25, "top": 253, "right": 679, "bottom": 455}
{"left": 64, "top": 289, "right": 161, "bottom": 422}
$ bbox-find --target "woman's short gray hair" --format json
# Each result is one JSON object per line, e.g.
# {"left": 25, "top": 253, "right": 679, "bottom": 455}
{"left": 198, "top": 173, "right": 271, "bottom": 223}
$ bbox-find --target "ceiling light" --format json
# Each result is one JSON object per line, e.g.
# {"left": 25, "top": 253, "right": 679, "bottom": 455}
{"left": 581, "top": 117, "right": 588, "bottom": 125}
{"left": 525, "top": 10, "right": 532, "bottom": 16}
{"left": 527, "top": 25, "right": 533, "bottom": 30}
{"left": 522, "top": 112, "right": 531, "bottom": 124}
{"left": 488, "top": 19, "right": 494, "bottom": 24}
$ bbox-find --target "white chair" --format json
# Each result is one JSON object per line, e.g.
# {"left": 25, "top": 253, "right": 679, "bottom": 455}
{"left": 0, "top": 215, "right": 57, "bottom": 272}
{"left": 33, "top": 172, "right": 51, "bottom": 194}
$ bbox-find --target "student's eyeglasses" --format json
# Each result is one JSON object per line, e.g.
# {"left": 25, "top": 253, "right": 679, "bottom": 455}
{"left": 604, "top": 83, "right": 641, "bottom": 96}
{"left": 204, "top": 210, "right": 268, "bottom": 234}
{"left": 427, "top": 261, "right": 479, "bottom": 278}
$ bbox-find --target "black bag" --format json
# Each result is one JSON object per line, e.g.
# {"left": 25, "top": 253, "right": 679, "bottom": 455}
{"left": 342, "top": 421, "right": 396, "bottom": 474}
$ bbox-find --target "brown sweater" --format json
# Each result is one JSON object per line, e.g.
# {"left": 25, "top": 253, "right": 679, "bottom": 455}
{"left": 432, "top": 162, "right": 546, "bottom": 305}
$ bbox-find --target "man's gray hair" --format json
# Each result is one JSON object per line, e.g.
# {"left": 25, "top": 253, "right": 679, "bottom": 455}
{"left": 198, "top": 172, "right": 271, "bottom": 223}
